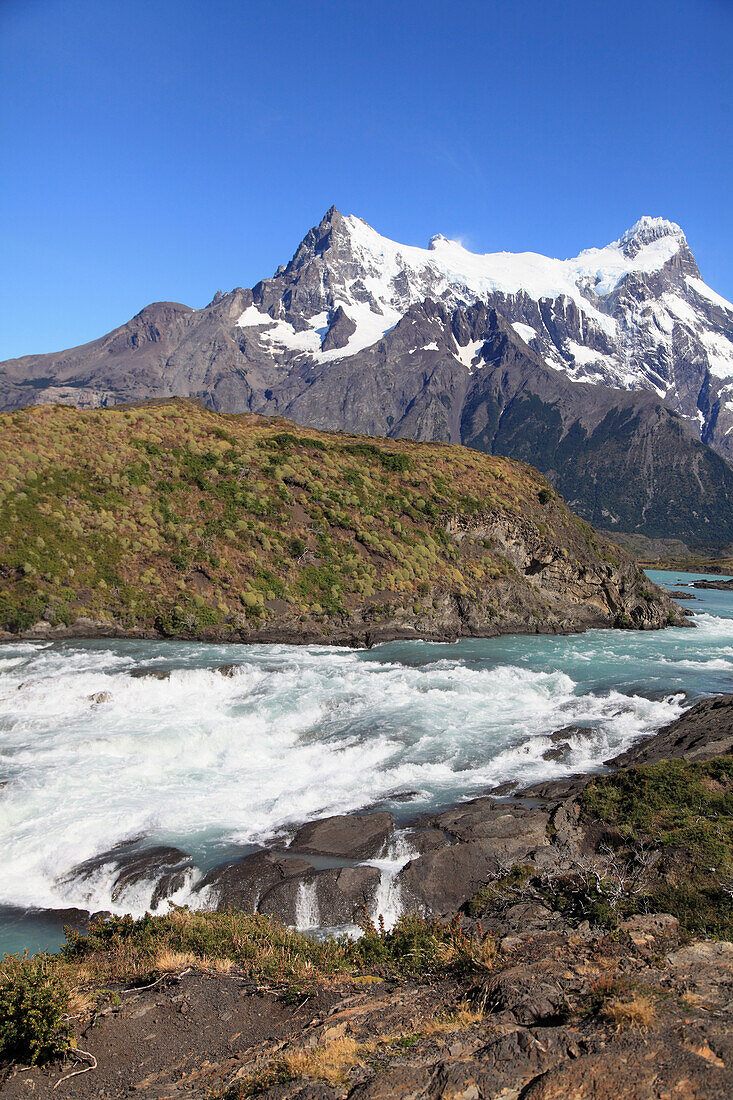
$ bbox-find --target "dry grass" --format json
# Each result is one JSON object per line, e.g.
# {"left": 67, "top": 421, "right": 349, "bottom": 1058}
{"left": 605, "top": 992, "right": 657, "bottom": 1030}
{"left": 64, "top": 988, "right": 97, "bottom": 1018}
{"left": 470, "top": 937, "right": 497, "bottom": 971}
{"left": 153, "top": 949, "right": 198, "bottom": 973}
{"left": 422, "top": 1003, "right": 484, "bottom": 1036}
{"left": 209, "top": 956, "right": 235, "bottom": 974}
{"left": 281, "top": 1036, "right": 363, "bottom": 1085}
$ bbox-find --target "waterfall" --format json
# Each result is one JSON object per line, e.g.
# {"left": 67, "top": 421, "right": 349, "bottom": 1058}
{"left": 367, "top": 831, "right": 417, "bottom": 931}
{"left": 295, "top": 879, "right": 320, "bottom": 930}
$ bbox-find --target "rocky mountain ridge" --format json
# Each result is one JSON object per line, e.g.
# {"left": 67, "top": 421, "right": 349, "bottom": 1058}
{"left": 3, "top": 209, "right": 733, "bottom": 544}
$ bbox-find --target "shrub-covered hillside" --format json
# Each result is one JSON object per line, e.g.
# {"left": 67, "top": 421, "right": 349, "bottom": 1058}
{"left": 0, "top": 399, "right": 681, "bottom": 642}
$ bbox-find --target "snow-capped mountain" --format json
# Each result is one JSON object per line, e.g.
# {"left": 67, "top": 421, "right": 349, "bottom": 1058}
{"left": 3, "top": 207, "right": 733, "bottom": 545}
{"left": 233, "top": 209, "right": 733, "bottom": 456}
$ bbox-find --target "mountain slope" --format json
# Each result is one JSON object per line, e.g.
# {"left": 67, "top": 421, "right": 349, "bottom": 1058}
{"left": 2, "top": 208, "right": 733, "bottom": 545}
{"left": 0, "top": 400, "right": 683, "bottom": 643}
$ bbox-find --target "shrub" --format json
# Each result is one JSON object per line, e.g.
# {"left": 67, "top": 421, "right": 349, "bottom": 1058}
{"left": 0, "top": 954, "right": 70, "bottom": 1065}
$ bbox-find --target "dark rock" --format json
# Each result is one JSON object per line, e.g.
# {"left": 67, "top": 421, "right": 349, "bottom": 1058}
{"left": 89, "top": 691, "right": 112, "bottom": 703}
{"left": 35, "top": 906, "right": 92, "bottom": 928}
{"left": 515, "top": 775, "right": 591, "bottom": 801}
{"left": 396, "top": 801, "right": 550, "bottom": 916}
{"left": 431, "top": 798, "right": 549, "bottom": 849}
{"left": 479, "top": 959, "right": 578, "bottom": 1025}
{"left": 692, "top": 578, "right": 733, "bottom": 590}
{"left": 667, "top": 589, "right": 697, "bottom": 599}
{"left": 609, "top": 694, "right": 733, "bottom": 767}
{"left": 61, "top": 843, "right": 194, "bottom": 911}
{"left": 542, "top": 743, "right": 570, "bottom": 761}
{"left": 216, "top": 664, "right": 241, "bottom": 677}
{"left": 399, "top": 833, "right": 541, "bottom": 919}
{"left": 129, "top": 668, "right": 170, "bottom": 680}
{"left": 200, "top": 851, "right": 312, "bottom": 911}
{"left": 403, "top": 827, "right": 451, "bottom": 856}
{"left": 321, "top": 305, "right": 356, "bottom": 352}
{"left": 619, "top": 913, "right": 680, "bottom": 947}
{"left": 258, "top": 865, "right": 381, "bottom": 926}
{"left": 487, "top": 780, "right": 519, "bottom": 795}
{"left": 548, "top": 724, "right": 594, "bottom": 743}
{"left": 289, "top": 812, "right": 394, "bottom": 860}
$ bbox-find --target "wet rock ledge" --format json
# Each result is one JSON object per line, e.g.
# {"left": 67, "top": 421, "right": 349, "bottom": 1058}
{"left": 5, "top": 695, "right": 733, "bottom": 1099}
{"left": 56, "top": 694, "right": 733, "bottom": 934}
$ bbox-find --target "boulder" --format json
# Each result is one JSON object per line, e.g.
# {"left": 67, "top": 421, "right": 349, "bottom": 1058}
{"left": 479, "top": 958, "right": 578, "bottom": 1025}
{"left": 399, "top": 841, "right": 507, "bottom": 917}
{"left": 542, "top": 743, "right": 570, "bottom": 761}
{"left": 258, "top": 865, "right": 381, "bottom": 926}
{"left": 431, "top": 798, "right": 549, "bottom": 851}
{"left": 199, "top": 851, "right": 312, "bottom": 911}
{"left": 398, "top": 801, "right": 550, "bottom": 917}
{"left": 61, "top": 843, "right": 194, "bottom": 911}
{"left": 609, "top": 694, "right": 733, "bottom": 766}
{"left": 289, "top": 812, "right": 394, "bottom": 860}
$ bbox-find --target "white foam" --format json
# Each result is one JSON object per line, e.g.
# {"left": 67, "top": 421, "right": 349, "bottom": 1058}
{"left": 365, "top": 831, "right": 417, "bottom": 930}
{"left": 0, "top": 615, "right": 728, "bottom": 920}
{"left": 294, "top": 880, "right": 320, "bottom": 931}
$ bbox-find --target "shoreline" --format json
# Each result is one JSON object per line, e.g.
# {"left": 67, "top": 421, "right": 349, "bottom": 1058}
{"left": 0, "top": 603, "right": 693, "bottom": 649}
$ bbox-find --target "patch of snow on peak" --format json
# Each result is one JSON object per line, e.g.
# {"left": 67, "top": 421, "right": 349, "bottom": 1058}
{"left": 318, "top": 300, "right": 401, "bottom": 362}
{"left": 236, "top": 304, "right": 272, "bottom": 327}
{"left": 453, "top": 337, "right": 487, "bottom": 371}
{"left": 686, "top": 276, "right": 733, "bottom": 315}
{"left": 341, "top": 215, "right": 620, "bottom": 336}
{"left": 512, "top": 322, "right": 537, "bottom": 344}
{"left": 660, "top": 293, "right": 700, "bottom": 328}
{"left": 619, "top": 216, "right": 685, "bottom": 247}
{"left": 565, "top": 341, "right": 611, "bottom": 367}
{"left": 572, "top": 230, "right": 683, "bottom": 296}
{"left": 700, "top": 331, "right": 733, "bottom": 380}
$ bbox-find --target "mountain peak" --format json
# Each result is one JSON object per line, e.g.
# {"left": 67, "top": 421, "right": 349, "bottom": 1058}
{"left": 617, "top": 216, "right": 686, "bottom": 258}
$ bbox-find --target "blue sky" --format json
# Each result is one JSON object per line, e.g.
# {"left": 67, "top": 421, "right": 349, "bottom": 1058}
{"left": 1, "top": 0, "right": 731, "bottom": 360}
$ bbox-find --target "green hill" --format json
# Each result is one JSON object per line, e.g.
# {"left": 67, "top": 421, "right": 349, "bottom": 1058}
{"left": 0, "top": 400, "right": 681, "bottom": 643}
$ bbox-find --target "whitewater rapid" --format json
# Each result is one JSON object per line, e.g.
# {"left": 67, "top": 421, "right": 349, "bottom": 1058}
{"left": 0, "top": 569, "right": 731, "bottom": 941}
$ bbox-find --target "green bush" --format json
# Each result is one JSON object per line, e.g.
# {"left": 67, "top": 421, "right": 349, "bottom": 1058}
{"left": 0, "top": 954, "right": 70, "bottom": 1065}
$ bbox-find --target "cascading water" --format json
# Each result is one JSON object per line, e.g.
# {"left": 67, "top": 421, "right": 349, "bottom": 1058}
{"left": 367, "top": 832, "right": 419, "bottom": 930}
{"left": 294, "top": 880, "right": 320, "bottom": 930}
{"left": 0, "top": 569, "right": 731, "bottom": 952}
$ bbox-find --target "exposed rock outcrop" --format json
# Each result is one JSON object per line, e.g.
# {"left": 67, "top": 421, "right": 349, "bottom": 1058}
{"left": 289, "top": 813, "right": 394, "bottom": 861}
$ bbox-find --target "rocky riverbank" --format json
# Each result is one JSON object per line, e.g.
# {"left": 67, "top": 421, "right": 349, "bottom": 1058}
{"left": 47, "top": 695, "right": 730, "bottom": 935}
{"left": 2, "top": 697, "right": 732, "bottom": 1097}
